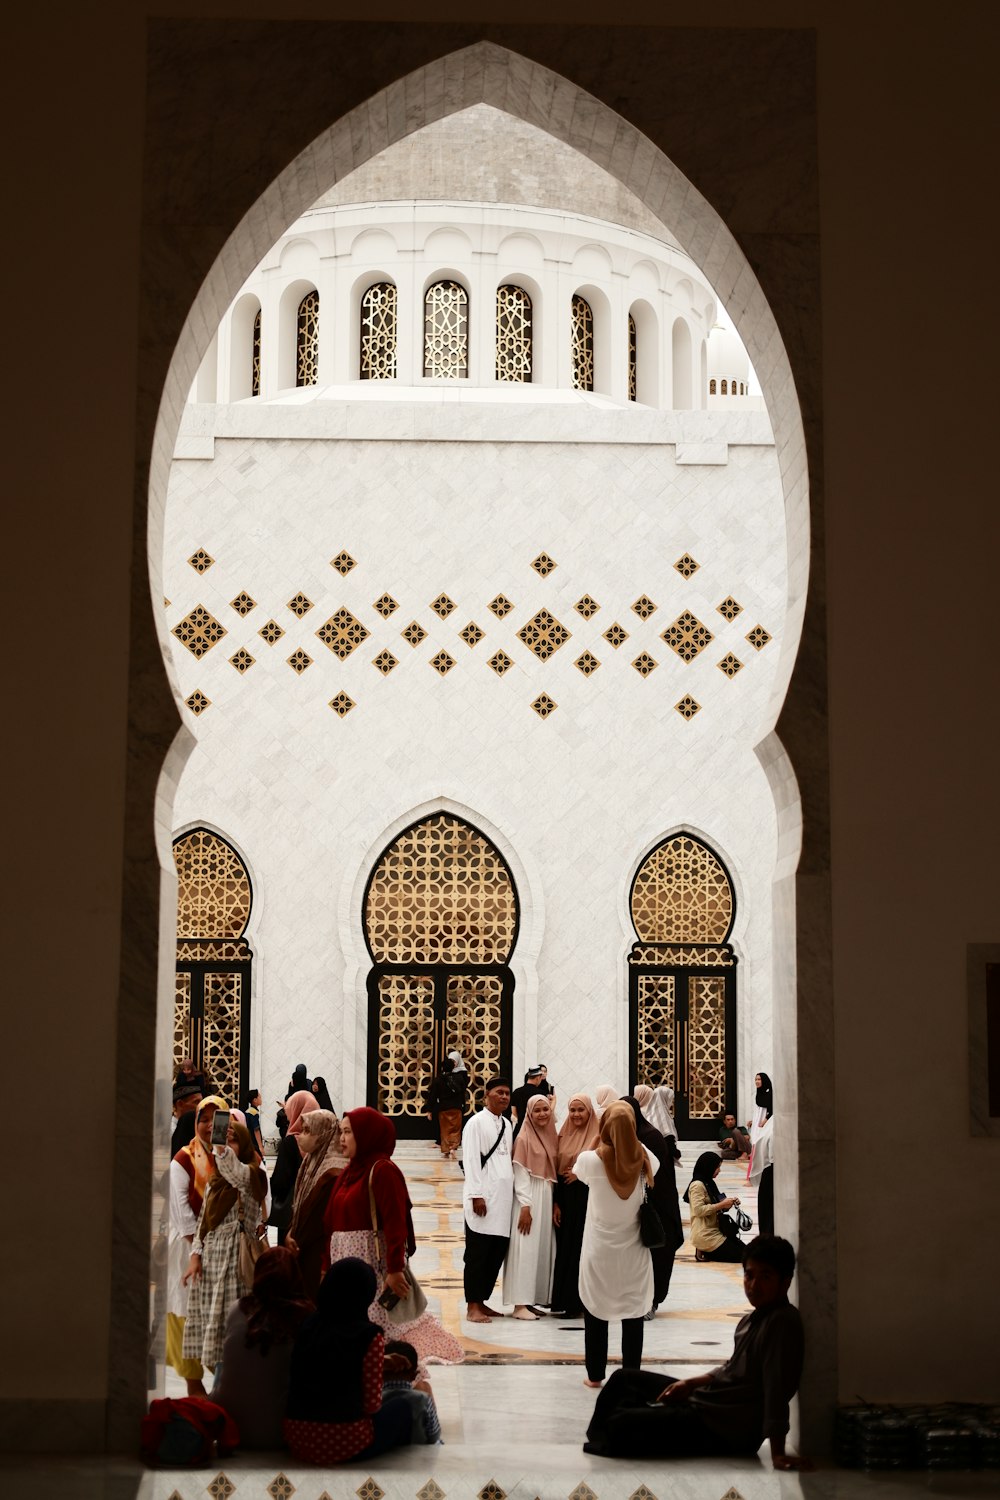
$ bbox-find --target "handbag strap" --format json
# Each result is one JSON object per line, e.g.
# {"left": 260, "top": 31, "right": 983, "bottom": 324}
{"left": 480, "top": 1115, "right": 507, "bottom": 1169}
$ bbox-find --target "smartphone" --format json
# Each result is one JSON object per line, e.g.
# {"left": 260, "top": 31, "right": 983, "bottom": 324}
{"left": 378, "top": 1287, "right": 401, "bottom": 1311}
{"left": 210, "top": 1109, "right": 231, "bottom": 1145}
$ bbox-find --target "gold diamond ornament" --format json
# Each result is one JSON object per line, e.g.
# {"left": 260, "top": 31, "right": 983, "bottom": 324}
{"left": 172, "top": 604, "right": 227, "bottom": 659}
{"left": 316, "top": 608, "right": 370, "bottom": 660}
{"left": 662, "top": 610, "right": 714, "bottom": 662}
{"left": 329, "top": 692, "right": 355, "bottom": 717}
{"left": 516, "top": 608, "right": 571, "bottom": 662}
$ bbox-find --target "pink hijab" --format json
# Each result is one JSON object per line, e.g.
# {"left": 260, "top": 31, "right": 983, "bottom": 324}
{"left": 556, "top": 1093, "right": 600, "bottom": 1177}
{"left": 594, "top": 1083, "right": 621, "bottom": 1117}
{"left": 285, "top": 1090, "right": 320, "bottom": 1137}
{"left": 512, "top": 1094, "right": 558, "bottom": 1182}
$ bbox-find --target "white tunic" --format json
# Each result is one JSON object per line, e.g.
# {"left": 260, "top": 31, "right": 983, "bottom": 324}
{"left": 168, "top": 1157, "right": 200, "bottom": 1318}
{"left": 461, "top": 1109, "right": 514, "bottom": 1236}
{"left": 574, "top": 1146, "right": 656, "bottom": 1320}
{"left": 502, "top": 1163, "right": 555, "bottom": 1306}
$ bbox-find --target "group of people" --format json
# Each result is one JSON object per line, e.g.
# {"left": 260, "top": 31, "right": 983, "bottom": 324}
{"left": 165, "top": 1056, "right": 804, "bottom": 1469}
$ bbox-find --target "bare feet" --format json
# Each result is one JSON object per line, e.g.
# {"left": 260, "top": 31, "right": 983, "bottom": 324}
{"left": 482, "top": 1304, "right": 504, "bottom": 1318}
{"left": 512, "top": 1305, "right": 538, "bottom": 1320}
{"left": 466, "top": 1302, "right": 494, "bottom": 1323}
{"left": 583, "top": 1377, "right": 604, "bottom": 1388}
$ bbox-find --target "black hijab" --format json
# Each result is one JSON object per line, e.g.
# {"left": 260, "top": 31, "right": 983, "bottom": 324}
{"left": 285, "top": 1063, "right": 313, "bottom": 1100}
{"left": 755, "top": 1072, "right": 774, "bottom": 1118}
{"left": 683, "top": 1150, "right": 724, "bottom": 1205}
{"left": 312, "top": 1075, "right": 335, "bottom": 1113}
{"left": 286, "top": 1257, "right": 380, "bottom": 1422}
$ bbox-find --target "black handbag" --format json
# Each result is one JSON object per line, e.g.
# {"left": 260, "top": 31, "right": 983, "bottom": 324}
{"left": 716, "top": 1208, "right": 740, "bottom": 1237}
{"left": 638, "top": 1185, "right": 667, "bottom": 1248}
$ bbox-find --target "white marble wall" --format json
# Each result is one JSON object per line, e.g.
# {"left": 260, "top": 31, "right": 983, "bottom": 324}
{"left": 164, "top": 394, "right": 787, "bottom": 1123}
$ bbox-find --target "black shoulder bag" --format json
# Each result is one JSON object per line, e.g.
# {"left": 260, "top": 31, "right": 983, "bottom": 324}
{"left": 480, "top": 1116, "right": 507, "bottom": 1170}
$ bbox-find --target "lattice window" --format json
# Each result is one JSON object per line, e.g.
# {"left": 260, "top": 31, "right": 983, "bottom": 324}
{"left": 373, "top": 976, "right": 436, "bottom": 1118}
{"left": 688, "top": 976, "right": 727, "bottom": 1118}
{"left": 571, "top": 295, "right": 594, "bottom": 392}
{"left": 364, "top": 813, "right": 518, "bottom": 964}
{"left": 446, "top": 975, "right": 505, "bottom": 1081}
{"left": 360, "top": 282, "right": 397, "bottom": 380}
{"left": 631, "top": 834, "right": 734, "bottom": 945}
{"left": 173, "top": 972, "right": 192, "bottom": 1081}
{"left": 202, "top": 971, "right": 243, "bottom": 1108}
{"left": 173, "top": 828, "right": 252, "bottom": 939}
{"left": 496, "top": 284, "right": 532, "bottom": 382}
{"left": 709, "top": 378, "right": 717, "bottom": 395}
{"left": 628, "top": 314, "right": 637, "bottom": 402}
{"left": 635, "top": 975, "right": 676, "bottom": 1088}
{"left": 424, "top": 281, "right": 468, "bottom": 379}
{"left": 252, "top": 309, "right": 261, "bottom": 397}
{"left": 721, "top": 379, "right": 728, "bottom": 395}
{"left": 296, "top": 290, "right": 319, "bottom": 387}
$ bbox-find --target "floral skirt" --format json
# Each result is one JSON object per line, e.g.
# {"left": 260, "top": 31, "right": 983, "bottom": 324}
{"left": 329, "top": 1228, "right": 464, "bottom": 1365}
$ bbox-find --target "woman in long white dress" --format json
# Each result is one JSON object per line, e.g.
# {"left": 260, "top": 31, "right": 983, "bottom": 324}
{"left": 503, "top": 1093, "right": 558, "bottom": 1319}
{"left": 573, "top": 1100, "right": 656, "bottom": 1387}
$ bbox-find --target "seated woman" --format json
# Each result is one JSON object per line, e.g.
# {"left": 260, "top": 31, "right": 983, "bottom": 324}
{"left": 503, "top": 1093, "right": 558, "bottom": 1319}
{"left": 685, "top": 1151, "right": 745, "bottom": 1263}
{"left": 210, "top": 1246, "right": 313, "bottom": 1448}
{"left": 283, "top": 1257, "right": 413, "bottom": 1464}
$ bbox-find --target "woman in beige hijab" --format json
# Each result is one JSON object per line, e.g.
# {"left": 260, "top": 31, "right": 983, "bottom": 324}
{"left": 503, "top": 1093, "right": 559, "bottom": 1319}
{"left": 550, "top": 1094, "right": 600, "bottom": 1316}
{"left": 286, "top": 1109, "right": 346, "bottom": 1298}
{"left": 571, "top": 1101, "right": 656, "bottom": 1386}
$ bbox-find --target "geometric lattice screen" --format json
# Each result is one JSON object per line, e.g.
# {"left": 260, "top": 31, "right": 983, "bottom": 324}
{"left": 173, "top": 828, "right": 252, "bottom": 939}
{"left": 364, "top": 813, "right": 518, "bottom": 964}
{"left": 631, "top": 833, "right": 734, "bottom": 944}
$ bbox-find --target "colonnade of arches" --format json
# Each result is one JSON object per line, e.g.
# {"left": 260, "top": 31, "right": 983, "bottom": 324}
{"left": 197, "top": 260, "right": 710, "bottom": 409}
{"left": 172, "top": 818, "right": 738, "bottom": 1139}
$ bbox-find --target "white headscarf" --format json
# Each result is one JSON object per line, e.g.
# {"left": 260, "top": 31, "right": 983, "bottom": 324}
{"left": 645, "top": 1085, "right": 678, "bottom": 1140}
{"left": 447, "top": 1050, "right": 468, "bottom": 1074}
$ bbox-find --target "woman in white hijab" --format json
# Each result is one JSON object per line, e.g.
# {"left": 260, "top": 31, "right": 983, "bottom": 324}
{"left": 644, "top": 1085, "right": 679, "bottom": 1147}
{"left": 593, "top": 1083, "right": 621, "bottom": 1118}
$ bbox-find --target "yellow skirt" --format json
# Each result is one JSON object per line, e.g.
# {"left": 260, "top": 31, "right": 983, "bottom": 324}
{"left": 166, "top": 1312, "right": 204, "bottom": 1380}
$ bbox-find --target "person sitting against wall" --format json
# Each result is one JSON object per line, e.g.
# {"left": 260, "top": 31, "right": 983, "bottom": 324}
{"left": 379, "top": 1339, "right": 442, "bottom": 1445}
{"left": 583, "top": 1235, "right": 810, "bottom": 1471}
{"left": 685, "top": 1151, "right": 746, "bottom": 1263}
{"left": 718, "top": 1110, "right": 752, "bottom": 1161}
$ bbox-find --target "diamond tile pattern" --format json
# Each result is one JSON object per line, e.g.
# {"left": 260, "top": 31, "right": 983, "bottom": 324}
{"left": 207, "top": 1476, "right": 236, "bottom": 1500}
{"left": 632, "top": 651, "right": 658, "bottom": 677}
{"left": 184, "top": 689, "right": 210, "bottom": 716}
{"left": 266, "top": 1475, "right": 296, "bottom": 1500}
{"left": 574, "top": 594, "right": 600, "bottom": 619}
{"left": 717, "top": 596, "right": 743, "bottom": 621}
{"left": 373, "top": 649, "right": 398, "bottom": 675}
{"left": 531, "top": 551, "right": 557, "bottom": 577}
{"left": 316, "top": 608, "right": 370, "bottom": 660}
{"left": 531, "top": 692, "right": 557, "bottom": 718}
{"left": 517, "top": 608, "right": 571, "bottom": 661}
{"left": 402, "top": 620, "right": 427, "bottom": 647}
{"left": 662, "top": 610, "right": 714, "bottom": 662}
{"left": 459, "top": 621, "right": 485, "bottom": 647}
{"left": 675, "top": 694, "right": 701, "bottom": 720}
{"left": 188, "top": 547, "right": 214, "bottom": 573}
{"left": 718, "top": 653, "right": 743, "bottom": 678}
{"left": 229, "top": 648, "right": 255, "bottom": 674}
{"left": 287, "top": 648, "right": 312, "bottom": 674}
{"left": 746, "top": 624, "right": 772, "bottom": 650}
{"left": 431, "top": 593, "right": 457, "bottom": 619}
{"left": 574, "top": 650, "right": 601, "bottom": 676}
{"left": 172, "top": 604, "right": 227, "bottom": 659}
{"left": 603, "top": 622, "right": 630, "bottom": 649}
{"left": 373, "top": 593, "right": 398, "bottom": 618}
{"left": 488, "top": 649, "right": 514, "bottom": 676}
{"left": 416, "top": 1482, "right": 446, "bottom": 1500}
{"left": 674, "top": 552, "right": 699, "bottom": 578}
{"left": 259, "top": 619, "right": 285, "bottom": 646}
{"left": 329, "top": 692, "right": 355, "bottom": 717}
{"left": 330, "top": 550, "right": 357, "bottom": 575}
{"left": 287, "top": 592, "right": 313, "bottom": 618}
{"left": 356, "top": 1481, "right": 384, "bottom": 1500}
{"left": 631, "top": 594, "right": 657, "bottom": 620}
{"left": 488, "top": 594, "right": 515, "bottom": 618}
{"left": 230, "top": 590, "right": 257, "bottom": 616}
{"left": 430, "top": 649, "right": 456, "bottom": 675}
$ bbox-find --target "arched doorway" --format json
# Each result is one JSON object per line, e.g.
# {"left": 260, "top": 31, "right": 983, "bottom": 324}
{"left": 363, "top": 812, "right": 518, "bottom": 1136}
{"left": 172, "top": 827, "right": 253, "bottom": 1107}
{"left": 628, "top": 833, "right": 737, "bottom": 1138}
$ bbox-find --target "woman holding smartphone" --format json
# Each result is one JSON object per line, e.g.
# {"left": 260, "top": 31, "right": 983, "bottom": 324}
{"left": 323, "top": 1107, "right": 463, "bottom": 1365}
{"left": 181, "top": 1114, "right": 268, "bottom": 1373}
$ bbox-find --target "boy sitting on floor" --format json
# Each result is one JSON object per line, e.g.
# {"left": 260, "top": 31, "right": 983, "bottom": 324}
{"left": 584, "top": 1235, "right": 810, "bottom": 1472}
{"left": 380, "top": 1340, "right": 442, "bottom": 1445}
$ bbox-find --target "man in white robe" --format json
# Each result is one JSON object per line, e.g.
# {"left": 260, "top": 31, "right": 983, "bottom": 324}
{"left": 461, "top": 1076, "right": 514, "bottom": 1323}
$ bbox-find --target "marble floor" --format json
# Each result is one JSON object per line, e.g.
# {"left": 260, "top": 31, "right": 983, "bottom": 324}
{"left": 5, "top": 1142, "right": 996, "bottom": 1499}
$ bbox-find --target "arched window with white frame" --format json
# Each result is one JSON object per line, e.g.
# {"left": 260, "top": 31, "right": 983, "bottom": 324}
{"left": 360, "top": 282, "right": 397, "bottom": 380}
{"left": 424, "top": 280, "right": 468, "bottom": 379}
{"left": 496, "top": 284, "right": 532, "bottom": 382}
{"left": 571, "top": 294, "right": 594, "bottom": 392}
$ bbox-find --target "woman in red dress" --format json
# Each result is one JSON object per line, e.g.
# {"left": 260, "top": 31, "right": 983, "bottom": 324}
{"left": 323, "top": 1106, "right": 463, "bottom": 1365}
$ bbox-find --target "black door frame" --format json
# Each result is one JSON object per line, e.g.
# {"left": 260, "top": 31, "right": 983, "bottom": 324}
{"left": 628, "top": 956, "right": 737, "bottom": 1139}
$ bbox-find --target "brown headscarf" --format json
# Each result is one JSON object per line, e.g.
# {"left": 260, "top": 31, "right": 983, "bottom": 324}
{"left": 556, "top": 1093, "right": 600, "bottom": 1177}
{"left": 200, "top": 1121, "right": 267, "bottom": 1237}
{"left": 290, "top": 1109, "right": 346, "bottom": 1222}
{"left": 512, "top": 1093, "right": 559, "bottom": 1182}
{"left": 596, "top": 1100, "right": 653, "bottom": 1200}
